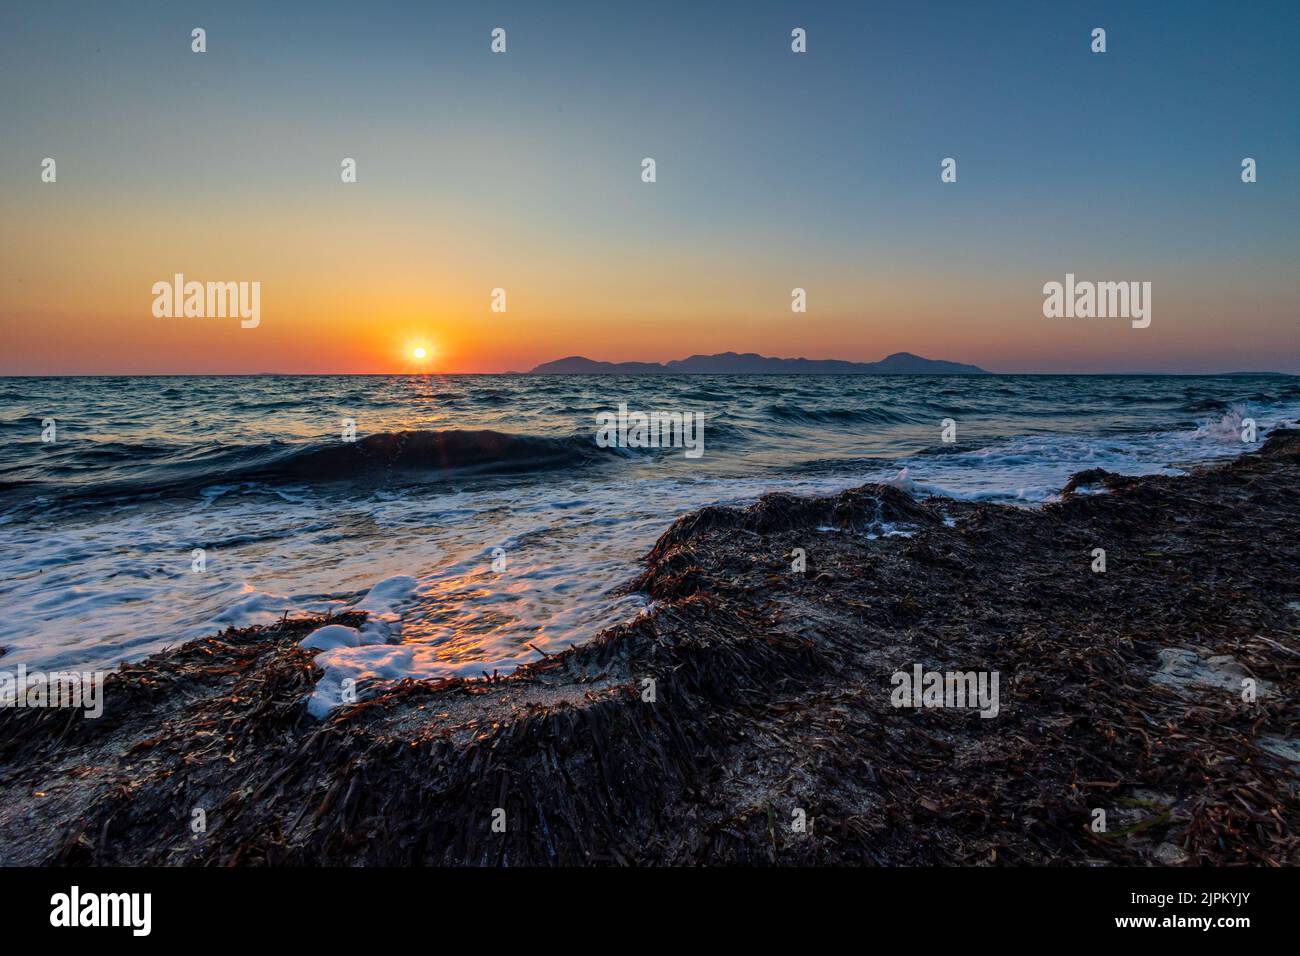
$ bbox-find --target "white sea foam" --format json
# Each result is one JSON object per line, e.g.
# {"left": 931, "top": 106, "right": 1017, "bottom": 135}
{"left": 300, "top": 624, "right": 362, "bottom": 651}
{"left": 2, "top": 383, "right": 1296, "bottom": 718}
{"left": 1193, "top": 404, "right": 1252, "bottom": 443}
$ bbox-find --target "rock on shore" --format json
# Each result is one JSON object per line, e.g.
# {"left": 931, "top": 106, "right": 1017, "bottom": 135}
{"left": 2, "top": 432, "right": 1298, "bottom": 865}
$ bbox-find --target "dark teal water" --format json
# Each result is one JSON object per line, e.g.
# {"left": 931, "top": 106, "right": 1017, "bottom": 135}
{"left": 1, "top": 373, "right": 1296, "bottom": 707}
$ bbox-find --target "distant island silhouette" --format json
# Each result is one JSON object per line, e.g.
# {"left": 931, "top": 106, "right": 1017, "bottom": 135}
{"left": 529, "top": 351, "right": 989, "bottom": 375}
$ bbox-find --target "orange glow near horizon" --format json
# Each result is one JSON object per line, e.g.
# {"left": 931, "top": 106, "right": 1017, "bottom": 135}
{"left": 2, "top": 4, "right": 1298, "bottom": 379}
{"left": 0, "top": 189, "right": 1296, "bottom": 375}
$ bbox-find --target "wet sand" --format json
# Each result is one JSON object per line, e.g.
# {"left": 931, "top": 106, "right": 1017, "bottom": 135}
{"left": 2, "top": 431, "right": 1298, "bottom": 865}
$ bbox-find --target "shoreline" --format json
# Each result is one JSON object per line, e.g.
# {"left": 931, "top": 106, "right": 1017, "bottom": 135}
{"left": 1, "top": 433, "right": 1298, "bottom": 865}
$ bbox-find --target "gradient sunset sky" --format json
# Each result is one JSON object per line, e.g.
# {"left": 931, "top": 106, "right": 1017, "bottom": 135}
{"left": 1, "top": 0, "right": 1297, "bottom": 375}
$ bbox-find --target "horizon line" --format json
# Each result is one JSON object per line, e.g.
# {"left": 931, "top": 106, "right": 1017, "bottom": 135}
{"left": 3, "top": 370, "right": 1297, "bottom": 378}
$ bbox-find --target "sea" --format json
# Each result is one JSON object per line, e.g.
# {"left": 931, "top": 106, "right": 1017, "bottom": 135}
{"left": 2, "top": 373, "right": 1297, "bottom": 713}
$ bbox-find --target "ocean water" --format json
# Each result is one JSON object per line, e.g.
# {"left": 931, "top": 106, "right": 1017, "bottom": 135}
{"left": 2, "top": 374, "right": 1298, "bottom": 713}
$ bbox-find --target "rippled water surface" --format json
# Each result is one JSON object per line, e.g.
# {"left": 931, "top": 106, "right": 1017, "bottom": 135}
{"left": 2, "top": 373, "right": 1297, "bottom": 704}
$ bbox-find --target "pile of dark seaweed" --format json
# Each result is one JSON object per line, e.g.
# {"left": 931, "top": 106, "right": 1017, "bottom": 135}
{"left": 2, "top": 432, "right": 1298, "bottom": 865}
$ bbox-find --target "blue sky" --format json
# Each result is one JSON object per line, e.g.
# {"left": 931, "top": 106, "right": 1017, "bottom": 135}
{"left": 1, "top": 0, "right": 1296, "bottom": 373}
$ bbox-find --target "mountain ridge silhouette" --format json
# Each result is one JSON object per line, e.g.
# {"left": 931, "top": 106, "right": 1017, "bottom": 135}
{"left": 529, "top": 351, "right": 989, "bottom": 375}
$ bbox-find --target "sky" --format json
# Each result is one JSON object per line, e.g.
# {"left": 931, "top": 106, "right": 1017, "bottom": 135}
{"left": 0, "top": 0, "right": 1297, "bottom": 374}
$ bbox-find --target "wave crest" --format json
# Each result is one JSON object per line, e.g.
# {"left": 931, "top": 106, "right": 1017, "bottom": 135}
{"left": 4, "top": 429, "right": 607, "bottom": 507}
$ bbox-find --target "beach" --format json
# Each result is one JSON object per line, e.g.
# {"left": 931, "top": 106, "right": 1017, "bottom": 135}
{"left": 3, "top": 373, "right": 1296, "bottom": 693}
{"left": 2, "top": 428, "right": 1296, "bottom": 866}
{"left": 4, "top": 0, "right": 1299, "bottom": 926}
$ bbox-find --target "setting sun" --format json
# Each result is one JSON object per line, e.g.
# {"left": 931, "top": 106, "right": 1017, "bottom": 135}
{"left": 412, "top": 347, "right": 427, "bottom": 360}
